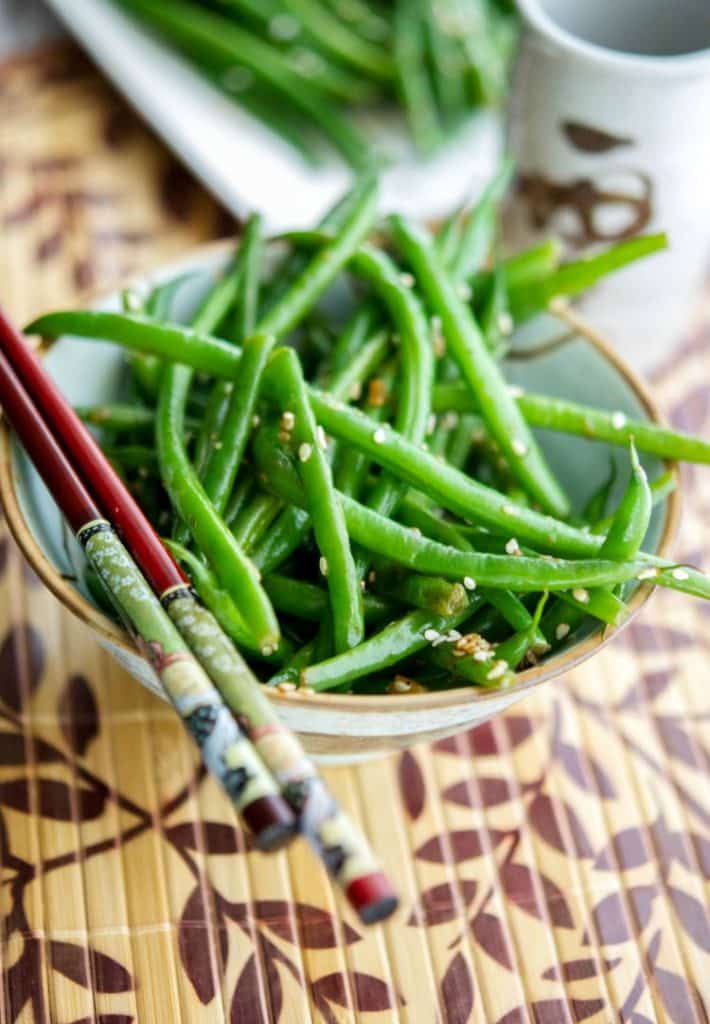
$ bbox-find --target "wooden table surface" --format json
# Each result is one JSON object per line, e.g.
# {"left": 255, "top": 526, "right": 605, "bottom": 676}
{"left": 0, "top": 45, "right": 708, "bottom": 1024}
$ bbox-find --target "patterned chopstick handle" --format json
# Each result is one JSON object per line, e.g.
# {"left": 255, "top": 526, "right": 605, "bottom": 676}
{"left": 77, "top": 521, "right": 295, "bottom": 850}
{"left": 164, "top": 591, "right": 398, "bottom": 923}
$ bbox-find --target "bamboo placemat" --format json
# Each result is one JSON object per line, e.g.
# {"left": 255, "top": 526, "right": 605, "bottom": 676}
{"left": 0, "top": 45, "right": 709, "bottom": 1024}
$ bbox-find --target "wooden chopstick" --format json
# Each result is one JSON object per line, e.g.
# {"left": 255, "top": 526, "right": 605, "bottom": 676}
{"left": 4, "top": 308, "right": 397, "bottom": 923}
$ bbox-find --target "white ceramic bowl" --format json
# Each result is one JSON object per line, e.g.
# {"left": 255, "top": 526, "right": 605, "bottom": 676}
{"left": 0, "top": 243, "right": 679, "bottom": 761}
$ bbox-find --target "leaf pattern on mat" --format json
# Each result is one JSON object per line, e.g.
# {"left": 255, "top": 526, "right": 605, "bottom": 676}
{"left": 2, "top": 48, "right": 710, "bottom": 1024}
{"left": 58, "top": 673, "right": 99, "bottom": 756}
{"left": 398, "top": 749, "right": 426, "bottom": 820}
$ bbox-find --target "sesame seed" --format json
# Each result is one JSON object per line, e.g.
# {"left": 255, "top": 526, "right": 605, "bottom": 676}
{"left": 373, "top": 428, "right": 386, "bottom": 444}
{"left": 298, "top": 442, "right": 312, "bottom": 463}
{"left": 427, "top": 414, "right": 437, "bottom": 436}
{"left": 368, "top": 570, "right": 377, "bottom": 583}
{"left": 409, "top": 526, "right": 422, "bottom": 537}
{"left": 251, "top": 414, "right": 261, "bottom": 428}
{"left": 511, "top": 438, "right": 528, "bottom": 457}
{"left": 505, "top": 538, "right": 522, "bottom": 556}
{"left": 213, "top": 441, "right": 223, "bottom": 450}
{"left": 463, "top": 576, "right": 477, "bottom": 591}
{"left": 473, "top": 650, "right": 491, "bottom": 662}
{"left": 486, "top": 660, "right": 508, "bottom": 681}
{"left": 222, "top": 66, "right": 254, "bottom": 93}
{"left": 360, "top": 579, "right": 366, "bottom": 591}
{"left": 457, "top": 283, "right": 472, "bottom": 301}
{"left": 424, "top": 628, "right": 440, "bottom": 643}
{"left": 611, "top": 411, "right": 627, "bottom": 430}
{"left": 447, "top": 630, "right": 462, "bottom": 642}
{"left": 319, "top": 557, "right": 328, "bottom": 577}
{"left": 555, "top": 623, "right": 570, "bottom": 640}
{"left": 392, "top": 677, "right": 411, "bottom": 693}
{"left": 399, "top": 272, "right": 415, "bottom": 288}
{"left": 431, "top": 315, "right": 442, "bottom": 332}
{"left": 431, "top": 635, "right": 448, "bottom": 647}
{"left": 300, "top": 685, "right": 315, "bottom": 694}
{"left": 502, "top": 504, "right": 517, "bottom": 516}
{"left": 572, "top": 588, "right": 590, "bottom": 604}
{"left": 442, "top": 411, "right": 459, "bottom": 430}
{"left": 277, "top": 681, "right": 297, "bottom": 693}
{"left": 637, "top": 568, "right": 658, "bottom": 581}
{"left": 277, "top": 430, "right": 290, "bottom": 443}
{"left": 281, "top": 411, "right": 295, "bottom": 430}
{"left": 507, "top": 385, "right": 524, "bottom": 399}
{"left": 349, "top": 382, "right": 362, "bottom": 401}
{"left": 672, "top": 568, "right": 690, "bottom": 581}
{"left": 316, "top": 425, "right": 328, "bottom": 450}
{"left": 498, "top": 311, "right": 514, "bottom": 335}
{"left": 261, "top": 643, "right": 275, "bottom": 656}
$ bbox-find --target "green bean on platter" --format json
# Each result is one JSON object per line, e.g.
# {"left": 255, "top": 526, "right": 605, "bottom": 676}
{"left": 28, "top": 168, "right": 710, "bottom": 697}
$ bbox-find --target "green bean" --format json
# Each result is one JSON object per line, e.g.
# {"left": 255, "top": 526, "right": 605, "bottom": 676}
{"left": 509, "top": 233, "right": 668, "bottom": 323}
{"left": 600, "top": 442, "right": 652, "bottom": 561}
{"left": 157, "top": 259, "right": 280, "bottom": 649}
{"left": 430, "top": 385, "right": 710, "bottom": 464}
{"left": 479, "top": 266, "right": 511, "bottom": 357}
{"left": 251, "top": 433, "right": 654, "bottom": 591}
{"left": 302, "top": 594, "right": 485, "bottom": 691}
{"left": 263, "top": 573, "right": 393, "bottom": 624}
{"left": 281, "top": 0, "right": 393, "bottom": 80}
{"left": 201, "top": 331, "right": 275, "bottom": 513}
{"left": 268, "top": 347, "right": 363, "bottom": 651}
{"left": 496, "top": 239, "right": 563, "bottom": 291}
{"left": 224, "top": 475, "right": 254, "bottom": 528}
{"left": 424, "top": 0, "right": 467, "bottom": 126}
{"left": 397, "top": 494, "right": 473, "bottom": 551}
{"left": 268, "top": 614, "right": 332, "bottom": 687}
{"left": 252, "top": 506, "right": 312, "bottom": 573}
{"left": 373, "top": 569, "right": 469, "bottom": 616}
{"left": 583, "top": 459, "right": 617, "bottom": 524}
{"left": 329, "top": 305, "right": 380, "bottom": 380}
{"left": 393, "top": 0, "right": 443, "bottom": 154}
{"left": 231, "top": 492, "right": 282, "bottom": 552}
{"left": 327, "top": 329, "right": 390, "bottom": 407}
{"left": 389, "top": 214, "right": 569, "bottom": 517}
{"left": 162, "top": 539, "right": 289, "bottom": 663}
{"left": 118, "top": 0, "right": 372, "bottom": 168}
{"left": 335, "top": 359, "right": 396, "bottom": 500}
{"left": 102, "top": 444, "right": 159, "bottom": 470}
{"left": 449, "top": 158, "right": 514, "bottom": 282}
{"left": 75, "top": 404, "right": 160, "bottom": 434}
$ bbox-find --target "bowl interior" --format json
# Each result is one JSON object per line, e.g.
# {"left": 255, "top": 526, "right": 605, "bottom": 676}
{"left": 8, "top": 244, "right": 673, "bottom": 691}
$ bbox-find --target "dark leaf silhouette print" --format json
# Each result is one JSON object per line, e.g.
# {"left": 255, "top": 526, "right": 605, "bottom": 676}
{"left": 0, "top": 778, "right": 106, "bottom": 821}
{"left": 50, "top": 941, "right": 132, "bottom": 992}
{"left": 295, "top": 903, "right": 361, "bottom": 948}
{"left": 67, "top": 1016, "right": 134, "bottom": 1024}
{"left": 231, "top": 954, "right": 266, "bottom": 1024}
{"left": 595, "top": 827, "right": 649, "bottom": 870}
{"left": 166, "top": 820, "right": 239, "bottom": 854}
{"left": 440, "top": 952, "right": 474, "bottom": 1024}
{"left": 650, "top": 962, "right": 707, "bottom": 1024}
{"left": 416, "top": 829, "right": 506, "bottom": 864}
{"left": 470, "top": 911, "right": 513, "bottom": 971}
{"left": 443, "top": 777, "right": 514, "bottom": 808}
{"left": 667, "top": 887, "right": 710, "bottom": 952}
{"left": 433, "top": 715, "right": 533, "bottom": 756}
{"left": 178, "top": 885, "right": 228, "bottom": 1004}
{"left": 615, "top": 670, "right": 673, "bottom": 710}
{"left": 586, "top": 886, "right": 657, "bottom": 946}
{"left": 654, "top": 716, "right": 710, "bottom": 771}
{"left": 58, "top": 673, "right": 99, "bottom": 756}
{"left": 0, "top": 623, "right": 45, "bottom": 712}
{"left": 528, "top": 793, "right": 595, "bottom": 859}
{"left": 254, "top": 900, "right": 297, "bottom": 944}
{"left": 541, "top": 957, "right": 621, "bottom": 981}
{"left": 629, "top": 624, "right": 694, "bottom": 652}
{"left": 3, "top": 940, "right": 35, "bottom": 1020}
{"left": 500, "top": 862, "right": 574, "bottom": 929}
{"left": 557, "top": 742, "right": 616, "bottom": 798}
{"left": 398, "top": 750, "right": 426, "bottom": 820}
{"left": 529, "top": 998, "right": 606, "bottom": 1023}
{"left": 314, "top": 971, "right": 401, "bottom": 1012}
{"left": 0, "top": 730, "right": 63, "bottom": 765}
{"left": 407, "top": 880, "right": 477, "bottom": 927}
{"left": 561, "top": 120, "right": 632, "bottom": 153}
{"left": 496, "top": 1009, "right": 525, "bottom": 1024}
{"left": 258, "top": 933, "right": 283, "bottom": 1023}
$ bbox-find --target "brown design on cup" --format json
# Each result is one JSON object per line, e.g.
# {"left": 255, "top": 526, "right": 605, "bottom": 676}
{"left": 562, "top": 121, "right": 633, "bottom": 154}
{"left": 517, "top": 170, "right": 653, "bottom": 246}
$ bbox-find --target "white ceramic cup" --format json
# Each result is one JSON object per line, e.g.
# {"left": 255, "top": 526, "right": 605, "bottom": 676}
{"left": 507, "top": 0, "right": 710, "bottom": 372}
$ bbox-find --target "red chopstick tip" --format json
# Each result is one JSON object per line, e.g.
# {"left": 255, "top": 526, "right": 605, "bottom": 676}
{"left": 346, "top": 872, "right": 399, "bottom": 925}
{"left": 242, "top": 795, "right": 297, "bottom": 853}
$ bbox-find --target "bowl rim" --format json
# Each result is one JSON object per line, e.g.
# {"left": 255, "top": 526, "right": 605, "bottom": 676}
{"left": 0, "top": 238, "right": 680, "bottom": 714}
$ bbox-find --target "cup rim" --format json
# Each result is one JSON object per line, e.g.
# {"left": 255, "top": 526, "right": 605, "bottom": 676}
{"left": 0, "top": 238, "right": 680, "bottom": 716}
{"left": 516, "top": 0, "right": 710, "bottom": 76}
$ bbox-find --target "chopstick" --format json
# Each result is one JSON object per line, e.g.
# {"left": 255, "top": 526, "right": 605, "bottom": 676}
{"left": 0, "top": 342, "right": 295, "bottom": 851}
{"left": 2, "top": 308, "right": 398, "bottom": 924}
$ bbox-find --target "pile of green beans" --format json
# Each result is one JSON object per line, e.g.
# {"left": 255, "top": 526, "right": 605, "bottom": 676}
{"left": 30, "top": 170, "right": 710, "bottom": 696}
{"left": 114, "top": 0, "right": 517, "bottom": 166}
